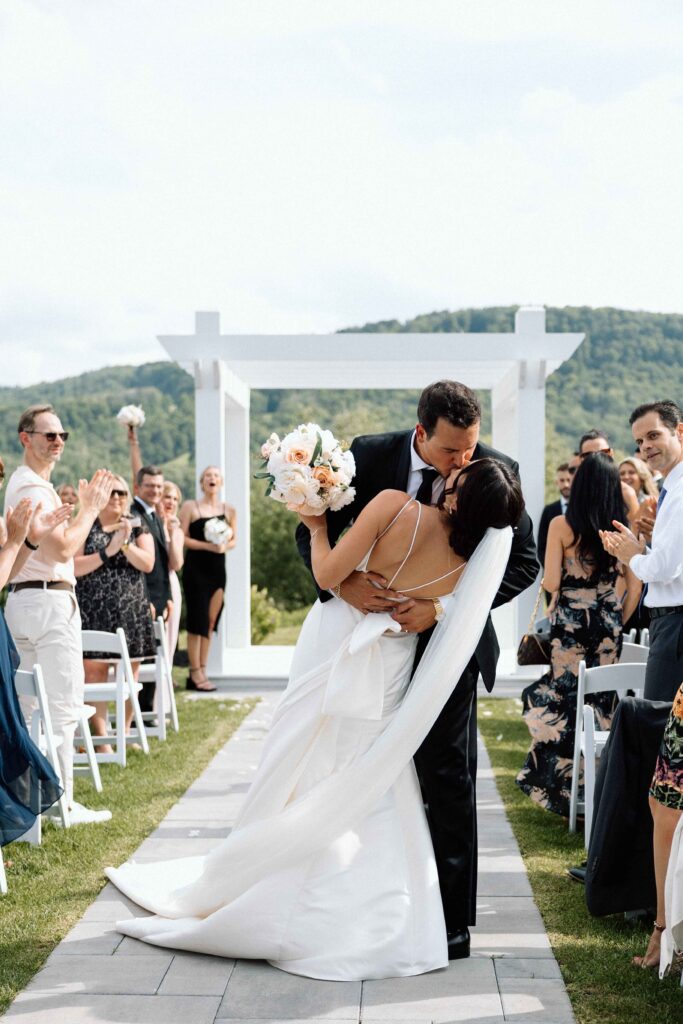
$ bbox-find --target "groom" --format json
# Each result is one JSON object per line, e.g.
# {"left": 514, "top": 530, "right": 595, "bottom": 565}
{"left": 296, "top": 380, "right": 538, "bottom": 959}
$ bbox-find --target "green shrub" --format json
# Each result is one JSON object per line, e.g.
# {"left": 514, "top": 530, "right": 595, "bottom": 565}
{"left": 250, "top": 584, "right": 281, "bottom": 644}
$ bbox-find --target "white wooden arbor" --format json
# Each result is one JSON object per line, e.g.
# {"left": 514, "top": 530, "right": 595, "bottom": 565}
{"left": 159, "top": 306, "right": 584, "bottom": 684}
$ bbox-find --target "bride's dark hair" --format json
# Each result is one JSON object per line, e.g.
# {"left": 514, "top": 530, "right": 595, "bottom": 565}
{"left": 441, "top": 458, "right": 525, "bottom": 560}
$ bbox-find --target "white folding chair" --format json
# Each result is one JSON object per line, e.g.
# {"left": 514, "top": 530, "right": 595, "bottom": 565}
{"left": 138, "top": 618, "right": 179, "bottom": 741}
{"left": 0, "top": 851, "right": 7, "bottom": 895}
{"left": 641, "top": 627, "right": 650, "bottom": 648}
{"left": 626, "top": 627, "right": 637, "bottom": 643}
{"left": 620, "top": 641, "right": 649, "bottom": 668}
{"left": 77, "top": 629, "right": 149, "bottom": 768}
{"left": 73, "top": 705, "right": 103, "bottom": 792}
{"left": 14, "top": 665, "right": 70, "bottom": 837}
{"left": 569, "top": 660, "right": 647, "bottom": 849}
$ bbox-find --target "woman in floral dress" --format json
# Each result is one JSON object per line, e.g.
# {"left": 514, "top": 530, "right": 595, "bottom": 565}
{"left": 632, "top": 684, "right": 683, "bottom": 969}
{"left": 516, "top": 454, "right": 641, "bottom": 817}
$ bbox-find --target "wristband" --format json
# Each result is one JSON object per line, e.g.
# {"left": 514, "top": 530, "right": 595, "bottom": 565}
{"left": 24, "top": 538, "right": 39, "bottom": 551}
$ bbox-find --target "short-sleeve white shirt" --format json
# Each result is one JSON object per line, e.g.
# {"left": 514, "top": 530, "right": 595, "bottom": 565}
{"left": 4, "top": 465, "right": 75, "bottom": 584}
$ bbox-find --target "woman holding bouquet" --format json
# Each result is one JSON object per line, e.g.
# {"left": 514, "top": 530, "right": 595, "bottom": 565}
{"left": 107, "top": 455, "right": 522, "bottom": 981}
{"left": 179, "top": 466, "right": 236, "bottom": 691}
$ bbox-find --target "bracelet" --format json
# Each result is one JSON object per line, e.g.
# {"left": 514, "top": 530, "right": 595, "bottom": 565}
{"left": 99, "top": 548, "right": 111, "bottom": 565}
{"left": 333, "top": 582, "right": 343, "bottom": 600}
{"left": 122, "top": 542, "right": 129, "bottom": 552}
{"left": 24, "top": 538, "right": 39, "bottom": 551}
{"left": 310, "top": 528, "right": 323, "bottom": 540}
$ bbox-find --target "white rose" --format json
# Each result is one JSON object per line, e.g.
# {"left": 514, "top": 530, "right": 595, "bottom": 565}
{"left": 116, "top": 404, "right": 146, "bottom": 427}
{"left": 328, "top": 485, "right": 356, "bottom": 512}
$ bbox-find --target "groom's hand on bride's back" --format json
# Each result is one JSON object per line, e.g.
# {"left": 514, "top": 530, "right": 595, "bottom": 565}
{"left": 340, "top": 570, "right": 403, "bottom": 613}
{"left": 391, "top": 598, "right": 437, "bottom": 634}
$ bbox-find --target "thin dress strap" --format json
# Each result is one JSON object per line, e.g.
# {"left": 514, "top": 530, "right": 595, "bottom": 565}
{"left": 359, "top": 499, "right": 417, "bottom": 572}
{"left": 385, "top": 503, "right": 422, "bottom": 590}
{"left": 398, "top": 561, "right": 466, "bottom": 594}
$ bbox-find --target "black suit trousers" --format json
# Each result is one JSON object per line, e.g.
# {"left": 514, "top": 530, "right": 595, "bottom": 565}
{"left": 413, "top": 653, "right": 480, "bottom": 929}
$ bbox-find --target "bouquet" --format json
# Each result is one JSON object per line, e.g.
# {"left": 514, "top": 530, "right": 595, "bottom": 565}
{"left": 116, "top": 404, "right": 146, "bottom": 428}
{"left": 204, "top": 517, "right": 233, "bottom": 546}
{"left": 256, "top": 424, "right": 355, "bottom": 515}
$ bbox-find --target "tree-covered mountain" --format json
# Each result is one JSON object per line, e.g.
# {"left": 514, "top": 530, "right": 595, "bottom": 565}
{"left": 1, "top": 305, "right": 680, "bottom": 607}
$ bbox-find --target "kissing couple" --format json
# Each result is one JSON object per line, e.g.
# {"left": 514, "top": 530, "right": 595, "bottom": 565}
{"left": 107, "top": 380, "right": 538, "bottom": 980}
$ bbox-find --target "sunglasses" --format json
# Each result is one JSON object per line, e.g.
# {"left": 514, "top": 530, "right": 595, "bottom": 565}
{"left": 110, "top": 489, "right": 128, "bottom": 498}
{"left": 579, "top": 447, "right": 611, "bottom": 459}
{"left": 27, "top": 431, "right": 69, "bottom": 443}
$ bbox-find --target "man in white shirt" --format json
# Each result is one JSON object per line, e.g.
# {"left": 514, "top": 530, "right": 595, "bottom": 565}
{"left": 4, "top": 404, "right": 115, "bottom": 825}
{"left": 601, "top": 400, "right": 683, "bottom": 701}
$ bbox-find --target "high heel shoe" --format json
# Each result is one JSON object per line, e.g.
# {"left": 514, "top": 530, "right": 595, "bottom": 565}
{"left": 186, "top": 668, "right": 217, "bottom": 693}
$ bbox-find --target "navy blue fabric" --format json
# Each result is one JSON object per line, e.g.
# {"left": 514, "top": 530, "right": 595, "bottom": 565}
{"left": 0, "top": 609, "right": 63, "bottom": 845}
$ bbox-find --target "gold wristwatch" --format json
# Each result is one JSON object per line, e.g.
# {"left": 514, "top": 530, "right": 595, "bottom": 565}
{"left": 431, "top": 597, "right": 445, "bottom": 622}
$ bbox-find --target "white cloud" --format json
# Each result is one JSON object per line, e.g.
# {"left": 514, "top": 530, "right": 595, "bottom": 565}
{"left": 0, "top": 1, "right": 682, "bottom": 384}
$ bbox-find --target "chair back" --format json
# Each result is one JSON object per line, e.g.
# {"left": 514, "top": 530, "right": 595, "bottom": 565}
{"left": 619, "top": 642, "right": 649, "bottom": 665}
{"left": 578, "top": 660, "right": 647, "bottom": 704}
{"left": 640, "top": 627, "right": 650, "bottom": 648}
{"left": 82, "top": 629, "right": 125, "bottom": 656}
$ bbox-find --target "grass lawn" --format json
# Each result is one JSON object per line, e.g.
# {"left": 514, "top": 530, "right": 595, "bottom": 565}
{"left": 266, "top": 605, "right": 309, "bottom": 645}
{"left": 0, "top": 690, "right": 256, "bottom": 1015}
{"left": 479, "top": 696, "right": 682, "bottom": 1024}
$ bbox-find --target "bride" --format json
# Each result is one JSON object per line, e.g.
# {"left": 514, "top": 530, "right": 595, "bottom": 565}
{"left": 107, "top": 457, "right": 523, "bottom": 981}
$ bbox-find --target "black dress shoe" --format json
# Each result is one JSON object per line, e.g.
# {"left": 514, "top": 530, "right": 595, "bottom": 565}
{"left": 566, "top": 863, "right": 587, "bottom": 883}
{"left": 446, "top": 927, "right": 470, "bottom": 960}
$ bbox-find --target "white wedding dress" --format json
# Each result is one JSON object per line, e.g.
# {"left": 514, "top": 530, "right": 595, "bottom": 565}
{"left": 106, "top": 517, "right": 512, "bottom": 981}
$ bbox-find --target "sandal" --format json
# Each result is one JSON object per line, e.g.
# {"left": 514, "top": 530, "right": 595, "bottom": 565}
{"left": 186, "top": 666, "right": 217, "bottom": 693}
{"left": 632, "top": 922, "right": 664, "bottom": 969}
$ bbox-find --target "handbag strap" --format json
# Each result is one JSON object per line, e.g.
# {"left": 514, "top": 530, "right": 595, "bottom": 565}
{"left": 525, "top": 581, "right": 545, "bottom": 634}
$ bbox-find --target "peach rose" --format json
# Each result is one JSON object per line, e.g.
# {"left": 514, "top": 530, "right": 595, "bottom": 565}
{"left": 286, "top": 448, "right": 311, "bottom": 465}
{"left": 312, "top": 465, "right": 336, "bottom": 487}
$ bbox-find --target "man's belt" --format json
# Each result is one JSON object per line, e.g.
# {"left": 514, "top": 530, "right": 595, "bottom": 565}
{"left": 9, "top": 581, "right": 74, "bottom": 593}
{"left": 649, "top": 605, "right": 683, "bottom": 619}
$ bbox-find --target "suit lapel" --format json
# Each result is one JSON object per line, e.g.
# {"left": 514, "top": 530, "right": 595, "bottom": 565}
{"left": 395, "top": 431, "right": 413, "bottom": 490}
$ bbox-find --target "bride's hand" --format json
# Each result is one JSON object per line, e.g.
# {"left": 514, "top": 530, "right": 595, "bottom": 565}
{"left": 298, "top": 512, "right": 327, "bottom": 533}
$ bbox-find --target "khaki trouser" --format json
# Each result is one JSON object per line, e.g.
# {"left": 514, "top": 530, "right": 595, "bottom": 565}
{"left": 5, "top": 588, "right": 85, "bottom": 807}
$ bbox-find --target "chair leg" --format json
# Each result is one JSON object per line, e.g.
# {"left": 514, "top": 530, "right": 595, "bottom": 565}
{"left": 79, "top": 713, "right": 103, "bottom": 793}
{"left": 0, "top": 852, "right": 7, "bottom": 895}
{"left": 583, "top": 708, "right": 596, "bottom": 851}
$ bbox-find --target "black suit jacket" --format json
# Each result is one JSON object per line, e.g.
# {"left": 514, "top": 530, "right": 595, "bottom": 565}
{"left": 295, "top": 430, "right": 539, "bottom": 691}
{"left": 537, "top": 499, "right": 563, "bottom": 568}
{"left": 131, "top": 498, "right": 170, "bottom": 612}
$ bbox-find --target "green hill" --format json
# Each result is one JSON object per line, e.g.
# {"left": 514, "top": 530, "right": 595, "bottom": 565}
{"left": 2, "top": 305, "right": 681, "bottom": 608}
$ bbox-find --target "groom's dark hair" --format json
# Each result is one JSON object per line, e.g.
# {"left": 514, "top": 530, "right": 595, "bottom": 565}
{"left": 417, "top": 381, "right": 481, "bottom": 437}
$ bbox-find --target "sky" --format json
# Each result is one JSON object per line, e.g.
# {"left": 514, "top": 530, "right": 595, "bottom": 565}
{"left": 1, "top": 0, "right": 682, "bottom": 386}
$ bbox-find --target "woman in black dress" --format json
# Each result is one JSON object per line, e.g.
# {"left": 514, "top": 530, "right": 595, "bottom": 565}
{"left": 180, "top": 466, "right": 236, "bottom": 691}
{"left": 75, "top": 475, "right": 155, "bottom": 749}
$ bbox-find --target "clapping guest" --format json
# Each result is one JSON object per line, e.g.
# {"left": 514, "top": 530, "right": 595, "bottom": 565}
{"left": 601, "top": 401, "right": 683, "bottom": 702}
{"left": 56, "top": 483, "right": 78, "bottom": 508}
{"left": 161, "top": 480, "right": 184, "bottom": 660}
{"left": 180, "top": 466, "right": 236, "bottom": 692}
{"left": 516, "top": 453, "right": 641, "bottom": 817}
{"left": 75, "top": 475, "right": 155, "bottom": 746}
{"left": 578, "top": 429, "right": 640, "bottom": 521}
{"left": 125, "top": 425, "right": 184, "bottom": 658}
{"left": 619, "top": 457, "right": 659, "bottom": 504}
{"left": 0, "top": 458, "right": 66, "bottom": 848}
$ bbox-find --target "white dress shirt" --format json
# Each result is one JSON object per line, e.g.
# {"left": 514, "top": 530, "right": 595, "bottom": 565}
{"left": 630, "top": 459, "right": 683, "bottom": 607}
{"left": 407, "top": 431, "right": 446, "bottom": 505}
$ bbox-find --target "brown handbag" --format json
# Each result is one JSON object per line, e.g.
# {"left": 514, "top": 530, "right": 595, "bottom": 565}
{"left": 516, "top": 583, "right": 552, "bottom": 666}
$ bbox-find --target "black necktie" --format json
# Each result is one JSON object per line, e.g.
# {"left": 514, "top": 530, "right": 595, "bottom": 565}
{"left": 416, "top": 468, "right": 438, "bottom": 506}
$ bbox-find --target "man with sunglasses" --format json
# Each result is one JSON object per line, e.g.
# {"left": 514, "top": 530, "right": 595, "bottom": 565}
{"left": 577, "top": 429, "right": 639, "bottom": 521}
{"left": 4, "top": 404, "right": 115, "bottom": 826}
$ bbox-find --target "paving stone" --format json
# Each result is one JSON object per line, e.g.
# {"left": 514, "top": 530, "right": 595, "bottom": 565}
{"left": 498, "top": 977, "right": 575, "bottom": 1022}
{"left": 81, "top": 886, "right": 151, "bottom": 922}
{"left": 478, "top": 871, "right": 533, "bottom": 897}
{"left": 361, "top": 959, "right": 502, "bottom": 1021}
{"left": 2, "top": 993, "right": 220, "bottom": 1023}
{"left": 50, "top": 921, "right": 122, "bottom": 955}
{"left": 217, "top": 960, "right": 361, "bottom": 1020}
{"left": 494, "top": 958, "right": 563, "bottom": 980}
{"left": 115, "top": 936, "right": 169, "bottom": 956}
{"left": 157, "top": 952, "right": 236, "bottom": 995}
{"left": 470, "top": 898, "right": 552, "bottom": 958}
{"left": 25, "top": 953, "right": 172, "bottom": 994}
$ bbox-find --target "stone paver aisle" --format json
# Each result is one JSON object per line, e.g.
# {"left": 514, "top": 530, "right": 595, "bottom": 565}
{"left": 3, "top": 694, "right": 574, "bottom": 1024}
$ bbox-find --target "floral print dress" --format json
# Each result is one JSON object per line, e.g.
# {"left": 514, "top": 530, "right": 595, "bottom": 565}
{"left": 516, "top": 562, "right": 623, "bottom": 817}
{"left": 650, "top": 682, "right": 683, "bottom": 810}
